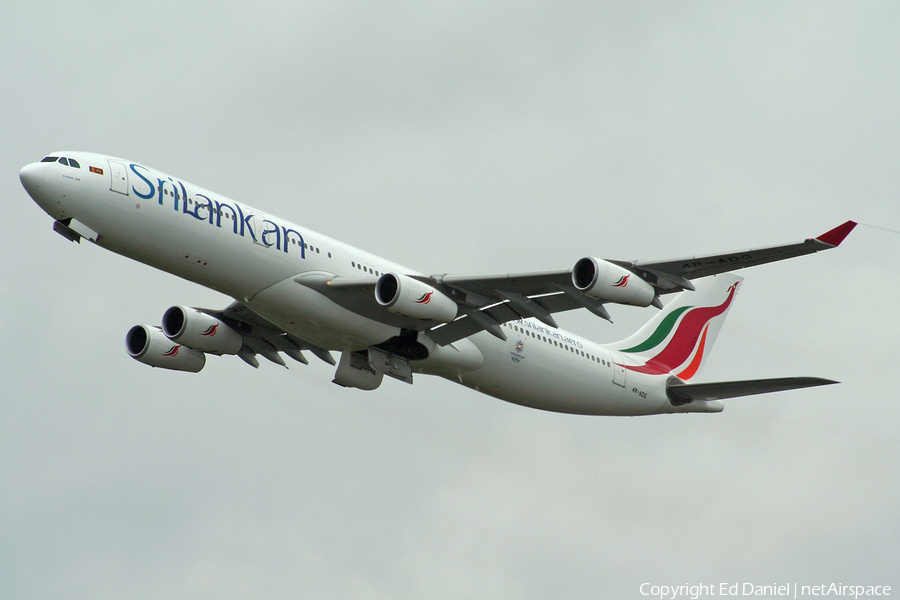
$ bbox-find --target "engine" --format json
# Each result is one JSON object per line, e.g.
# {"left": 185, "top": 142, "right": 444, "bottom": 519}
{"left": 161, "top": 306, "right": 243, "bottom": 354}
{"left": 126, "top": 325, "right": 206, "bottom": 372}
{"left": 572, "top": 257, "right": 656, "bottom": 307}
{"left": 375, "top": 273, "right": 458, "bottom": 322}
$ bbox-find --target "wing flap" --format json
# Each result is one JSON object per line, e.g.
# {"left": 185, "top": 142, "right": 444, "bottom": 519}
{"left": 211, "top": 302, "right": 337, "bottom": 366}
{"left": 424, "top": 291, "right": 585, "bottom": 345}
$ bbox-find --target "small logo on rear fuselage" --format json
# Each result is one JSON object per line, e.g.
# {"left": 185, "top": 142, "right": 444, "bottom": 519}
{"left": 511, "top": 339, "right": 525, "bottom": 363}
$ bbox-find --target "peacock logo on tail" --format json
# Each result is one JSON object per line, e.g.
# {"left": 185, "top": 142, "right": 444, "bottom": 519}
{"left": 618, "top": 282, "right": 739, "bottom": 379}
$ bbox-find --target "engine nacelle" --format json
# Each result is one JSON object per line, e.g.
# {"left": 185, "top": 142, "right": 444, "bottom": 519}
{"left": 161, "top": 306, "right": 243, "bottom": 354}
{"left": 375, "top": 273, "right": 458, "bottom": 322}
{"left": 572, "top": 257, "right": 656, "bottom": 307}
{"left": 126, "top": 325, "right": 206, "bottom": 373}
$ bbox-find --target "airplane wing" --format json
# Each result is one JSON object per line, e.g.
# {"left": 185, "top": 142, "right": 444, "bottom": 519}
{"left": 295, "top": 221, "right": 857, "bottom": 347}
{"left": 203, "top": 302, "right": 337, "bottom": 368}
{"left": 623, "top": 220, "right": 858, "bottom": 287}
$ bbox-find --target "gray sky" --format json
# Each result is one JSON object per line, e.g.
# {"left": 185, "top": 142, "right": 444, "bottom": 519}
{"left": 2, "top": 2, "right": 898, "bottom": 598}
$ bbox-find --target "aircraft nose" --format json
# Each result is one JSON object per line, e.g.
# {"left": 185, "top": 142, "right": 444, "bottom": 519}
{"left": 19, "top": 162, "right": 44, "bottom": 197}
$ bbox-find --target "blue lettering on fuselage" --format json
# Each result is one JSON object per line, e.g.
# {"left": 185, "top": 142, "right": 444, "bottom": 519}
{"left": 261, "top": 219, "right": 279, "bottom": 247}
{"left": 129, "top": 164, "right": 155, "bottom": 200}
{"left": 158, "top": 177, "right": 180, "bottom": 210}
{"left": 187, "top": 193, "right": 212, "bottom": 221}
{"left": 215, "top": 200, "right": 238, "bottom": 233}
{"left": 128, "top": 163, "right": 305, "bottom": 258}
{"left": 235, "top": 204, "right": 256, "bottom": 241}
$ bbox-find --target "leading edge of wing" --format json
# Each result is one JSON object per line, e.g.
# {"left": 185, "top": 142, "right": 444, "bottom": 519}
{"left": 628, "top": 220, "right": 857, "bottom": 285}
{"left": 280, "top": 221, "right": 855, "bottom": 347}
{"left": 436, "top": 269, "right": 572, "bottom": 299}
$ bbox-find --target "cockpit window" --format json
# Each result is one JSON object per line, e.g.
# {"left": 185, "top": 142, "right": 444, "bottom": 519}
{"left": 39, "top": 155, "right": 80, "bottom": 167}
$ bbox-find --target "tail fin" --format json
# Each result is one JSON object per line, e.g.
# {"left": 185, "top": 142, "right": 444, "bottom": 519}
{"left": 606, "top": 274, "right": 742, "bottom": 380}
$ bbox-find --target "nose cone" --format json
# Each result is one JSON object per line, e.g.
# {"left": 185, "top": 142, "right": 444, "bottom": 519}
{"left": 20, "top": 161, "right": 64, "bottom": 219}
{"left": 19, "top": 162, "right": 44, "bottom": 199}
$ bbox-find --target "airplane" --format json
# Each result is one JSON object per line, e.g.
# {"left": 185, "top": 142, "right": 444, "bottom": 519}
{"left": 19, "top": 151, "right": 856, "bottom": 416}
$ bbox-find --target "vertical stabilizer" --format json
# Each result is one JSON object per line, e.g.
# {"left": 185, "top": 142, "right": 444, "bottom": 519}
{"left": 606, "top": 274, "right": 743, "bottom": 380}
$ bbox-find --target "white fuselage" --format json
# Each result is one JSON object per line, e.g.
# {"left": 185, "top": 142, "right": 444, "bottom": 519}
{"left": 21, "top": 152, "right": 722, "bottom": 416}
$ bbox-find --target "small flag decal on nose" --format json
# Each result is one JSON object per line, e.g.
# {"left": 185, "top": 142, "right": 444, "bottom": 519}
{"left": 90, "top": 166, "right": 104, "bottom": 175}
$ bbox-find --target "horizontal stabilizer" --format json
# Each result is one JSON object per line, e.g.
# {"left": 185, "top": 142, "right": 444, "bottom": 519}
{"left": 667, "top": 376, "right": 837, "bottom": 404}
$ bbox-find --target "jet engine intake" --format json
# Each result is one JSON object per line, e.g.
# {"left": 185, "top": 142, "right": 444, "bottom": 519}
{"left": 572, "top": 257, "right": 656, "bottom": 307}
{"left": 126, "top": 325, "right": 206, "bottom": 372}
{"left": 375, "top": 273, "right": 458, "bottom": 322}
{"left": 162, "top": 306, "right": 243, "bottom": 354}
